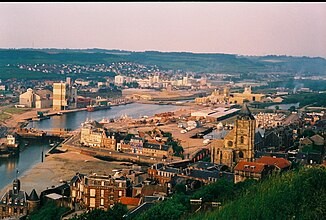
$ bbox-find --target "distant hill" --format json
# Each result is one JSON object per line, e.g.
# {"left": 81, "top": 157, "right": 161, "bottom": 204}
{"left": 0, "top": 49, "right": 326, "bottom": 77}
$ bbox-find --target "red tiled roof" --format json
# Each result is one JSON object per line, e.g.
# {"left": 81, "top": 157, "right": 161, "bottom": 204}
{"left": 256, "top": 156, "right": 291, "bottom": 169}
{"left": 138, "top": 132, "right": 146, "bottom": 138}
{"left": 119, "top": 197, "right": 141, "bottom": 206}
{"left": 234, "top": 161, "right": 266, "bottom": 173}
{"left": 147, "top": 139, "right": 162, "bottom": 145}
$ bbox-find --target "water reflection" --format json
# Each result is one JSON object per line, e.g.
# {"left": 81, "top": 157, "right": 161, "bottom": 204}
{"left": 1, "top": 103, "right": 184, "bottom": 191}
{"left": 0, "top": 140, "right": 51, "bottom": 190}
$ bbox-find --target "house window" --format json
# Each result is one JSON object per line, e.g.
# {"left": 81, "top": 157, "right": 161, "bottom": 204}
{"left": 101, "top": 181, "right": 104, "bottom": 186}
{"left": 119, "top": 182, "right": 123, "bottom": 188}
{"left": 90, "top": 198, "right": 95, "bottom": 208}
{"left": 2, "top": 207, "right": 6, "bottom": 212}
{"left": 90, "top": 189, "right": 96, "bottom": 197}
{"left": 20, "top": 208, "right": 24, "bottom": 214}
{"left": 118, "top": 191, "right": 122, "bottom": 197}
{"left": 101, "top": 190, "right": 104, "bottom": 197}
{"left": 100, "top": 198, "right": 104, "bottom": 206}
{"left": 14, "top": 208, "right": 17, "bottom": 214}
{"left": 239, "top": 151, "right": 244, "bottom": 158}
{"left": 72, "top": 190, "right": 76, "bottom": 197}
{"left": 240, "top": 136, "right": 244, "bottom": 144}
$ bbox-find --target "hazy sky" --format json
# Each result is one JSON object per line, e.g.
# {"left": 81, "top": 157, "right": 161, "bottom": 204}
{"left": 1, "top": 2, "right": 326, "bottom": 58}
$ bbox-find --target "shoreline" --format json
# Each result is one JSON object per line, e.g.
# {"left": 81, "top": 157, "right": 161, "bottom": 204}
{"left": 0, "top": 102, "right": 198, "bottom": 197}
{"left": 0, "top": 150, "right": 139, "bottom": 197}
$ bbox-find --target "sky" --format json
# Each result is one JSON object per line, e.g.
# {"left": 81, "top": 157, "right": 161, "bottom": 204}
{"left": 1, "top": 2, "right": 326, "bottom": 58}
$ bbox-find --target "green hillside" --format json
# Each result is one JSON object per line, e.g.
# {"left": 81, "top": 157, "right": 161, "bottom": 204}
{"left": 0, "top": 49, "right": 326, "bottom": 76}
{"left": 191, "top": 167, "right": 326, "bottom": 220}
{"left": 130, "top": 167, "right": 326, "bottom": 220}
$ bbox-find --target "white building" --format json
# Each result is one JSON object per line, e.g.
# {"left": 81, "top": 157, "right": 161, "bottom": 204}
{"left": 19, "top": 88, "right": 52, "bottom": 108}
{"left": 115, "top": 75, "right": 125, "bottom": 86}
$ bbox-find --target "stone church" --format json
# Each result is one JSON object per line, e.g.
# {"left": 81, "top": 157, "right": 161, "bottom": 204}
{"left": 211, "top": 104, "right": 256, "bottom": 168}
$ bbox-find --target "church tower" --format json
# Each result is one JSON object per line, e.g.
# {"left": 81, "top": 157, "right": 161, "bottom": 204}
{"left": 234, "top": 104, "right": 256, "bottom": 162}
{"left": 211, "top": 104, "right": 256, "bottom": 168}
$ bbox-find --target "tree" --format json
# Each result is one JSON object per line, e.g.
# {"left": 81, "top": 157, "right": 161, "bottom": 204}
{"left": 28, "top": 201, "right": 69, "bottom": 220}
{"left": 289, "top": 105, "right": 296, "bottom": 112}
{"left": 69, "top": 203, "right": 127, "bottom": 220}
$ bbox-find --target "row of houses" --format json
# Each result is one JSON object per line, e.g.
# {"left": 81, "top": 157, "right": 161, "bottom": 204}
{"left": 80, "top": 120, "right": 175, "bottom": 158}
{"left": 0, "top": 154, "right": 306, "bottom": 219}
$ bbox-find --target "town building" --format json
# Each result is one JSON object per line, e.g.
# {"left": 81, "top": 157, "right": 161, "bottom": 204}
{"left": 19, "top": 88, "right": 52, "bottom": 108}
{"left": 233, "top": 161, "right": 271, "bottom": 183}
{"left": 70, "top": 173, "right": 131, "bottom": 211}
{"left": 254, "top": 112, "right": 286, "bottom": 128}
{"left": 114, "top": 75, "right": 125, "bottom": 86}
{"left": 80, "top": 119, "right": 121, "bottom": 150}
{"left": 147, "top": 163, "right": 180, "bottom": 184}
{"left": 0, "top": 179, "right": 39, "bottom": 219}
{"left": 255, "top": 156, "right": 291, "bottom": 172}
{"left": 53, "top": 82, "right": 77, "bottom": 111}
{"left": 195, "top": 86, "right": 265, "bottom": 105}
{"left": 211, "top": 104, "right": 256, "bottom": 168}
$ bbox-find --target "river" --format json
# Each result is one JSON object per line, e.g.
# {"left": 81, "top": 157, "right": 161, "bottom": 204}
{"left": 0, "top": 140, "right": 51, "bottom": 191}
{"left": 0, "top": 103, "right": 184, "bottom": 191}
{"left": 26, "top": 103, "right": 183, "bottom": 130}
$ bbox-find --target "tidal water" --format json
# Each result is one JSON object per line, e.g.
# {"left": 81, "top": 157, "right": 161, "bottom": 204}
{"left": 27, "top": 103, "right": 183, "bottom": 130}
{"left": 0, "top": 140, "right": 51, "bottom": 191}
{"left": 1, "top": 103, "right": 183, "bottom": 191}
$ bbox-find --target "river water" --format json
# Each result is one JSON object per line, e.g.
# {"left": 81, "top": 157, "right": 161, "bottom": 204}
{"left": 27, "top": 103, "right": 183, "bottom": 130}
{"left": 0, "top": 103, "right": 184, "bottom": 191}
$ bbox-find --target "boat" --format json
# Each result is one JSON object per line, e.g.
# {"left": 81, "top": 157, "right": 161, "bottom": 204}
{"left": 87, "top": 104, "right": 111, "bottom": 112}
{"left": 99, "top": 118, "right": 110, "bottom": 124}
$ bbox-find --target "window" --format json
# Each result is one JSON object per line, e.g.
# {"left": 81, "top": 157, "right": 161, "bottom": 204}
{"left": 90, "top": 198, "right": 95, "bottom": 208}
{"left": 20, "top": 208, "right": 24, "bottom": 214}
{"left": 118, "top": 191, "right": 122, "bottom": 197}
{"left": 240, "top": 136, "right": 244, "bottom": 144}
{"left": 72, "top": 190, "right": 76, "bottom": 197}
{"left": 239, "top": 151, "right": 244, "bottom": 158}
{"left": 101, "top": 190, "right": 104, "bottom": 197}
{"left": 14, "top": 208, "right": 17, "bottom": 214}
{"left": 101, "top": 181, "right": 104, "bottom": 186}
{"left": 90, "top": 189, "right": 96, "bottom": 197}
{"left": 2, "top": 207, "right": 5, "bottom": 212}
{"left": 100, "top": 198, "right": 104, "bottom": 206}
{"left": 119, "top": 182, "right": 123, "bottom": 188}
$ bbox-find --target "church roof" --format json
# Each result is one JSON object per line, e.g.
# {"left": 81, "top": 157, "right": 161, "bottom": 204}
{"left": 238, "top": 104, "right": 255, "bottom": 120}
{"left": 29, "top": 189, "right": 39, "bottom": 201}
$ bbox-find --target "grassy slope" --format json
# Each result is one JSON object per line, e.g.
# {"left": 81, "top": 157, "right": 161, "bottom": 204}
{"left": 191, "top": 167, "right": 326, "bottom": 220}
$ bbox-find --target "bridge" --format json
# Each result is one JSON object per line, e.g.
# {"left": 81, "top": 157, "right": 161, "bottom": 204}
{"left": 15, "top": 128, "right": 72, "bottom": 139}
{"left": 167, "top": 147, "right": 210, "bottom": 168}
